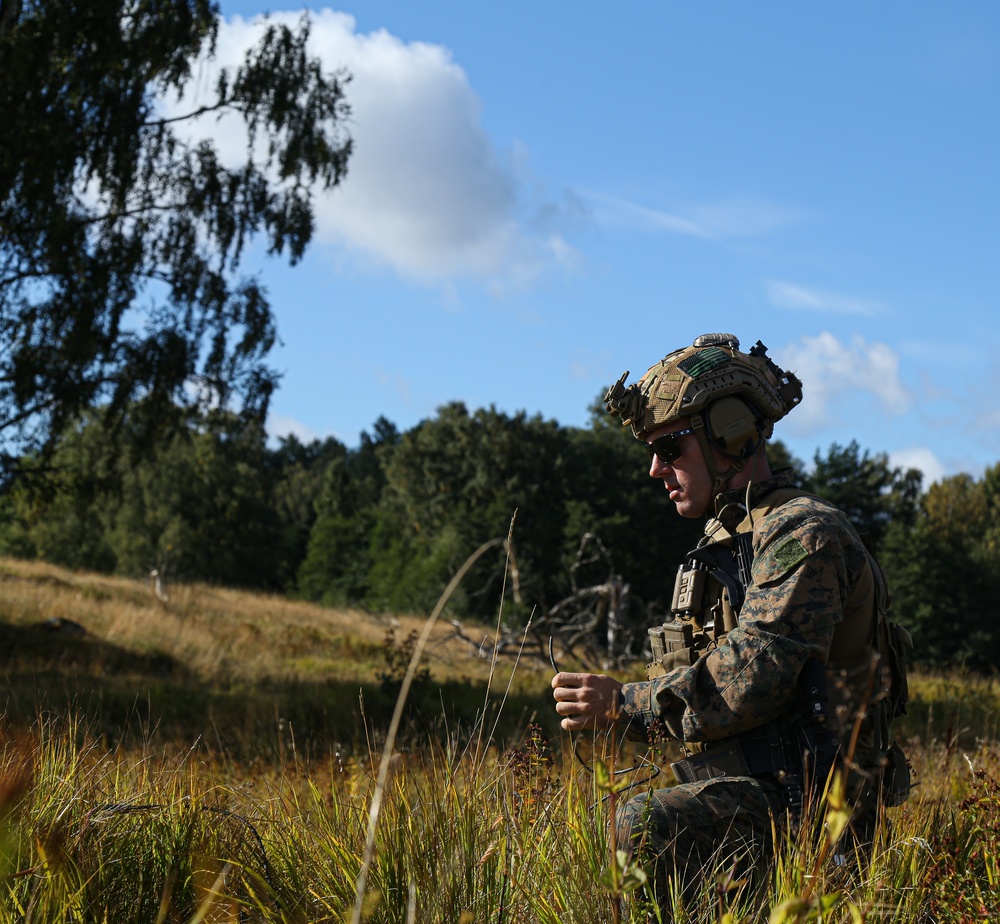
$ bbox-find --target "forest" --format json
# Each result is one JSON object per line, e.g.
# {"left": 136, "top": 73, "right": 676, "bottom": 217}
{"left": 2, "top": 399, "right": 997, "bottom": 672}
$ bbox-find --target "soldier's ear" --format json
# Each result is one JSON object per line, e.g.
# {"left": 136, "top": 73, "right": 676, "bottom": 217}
{"left": 705, "top": 397, "right": 761, "bottom": 458}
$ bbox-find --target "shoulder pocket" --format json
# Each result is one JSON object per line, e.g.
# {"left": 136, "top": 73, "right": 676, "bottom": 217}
{"left": 752, "top": 535, "right": 810, "bottom": 586}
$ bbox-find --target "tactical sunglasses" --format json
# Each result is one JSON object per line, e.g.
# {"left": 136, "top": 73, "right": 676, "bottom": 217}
{"left": 645, "top": 427, "right": 696, "bottom": 464}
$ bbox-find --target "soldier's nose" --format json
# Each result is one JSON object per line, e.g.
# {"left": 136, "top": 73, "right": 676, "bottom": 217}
{"left": 649, "top": 455, "right": 670, "bottom": 478}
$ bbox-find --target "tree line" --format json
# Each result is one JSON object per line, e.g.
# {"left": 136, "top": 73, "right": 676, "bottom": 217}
{"left": 2, "top": 401, "right": 998, "bottom": 672}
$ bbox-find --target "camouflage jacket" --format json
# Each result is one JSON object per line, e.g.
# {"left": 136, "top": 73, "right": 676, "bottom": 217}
{"left": 619, "top": 470, "right": 875, "bottom": 746}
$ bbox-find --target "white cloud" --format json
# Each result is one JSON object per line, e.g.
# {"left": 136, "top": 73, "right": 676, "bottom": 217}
{"left": 171, "top": 10, "right": 576, "bottom": 287}
{"left": 267, "top": 414, "right": 321, "bottom": 444}
{"left": 765, "top": 281, "right": 884, "bottom": 317}
{"left": 777, "top": 332, "right": 912, "bottom": 433}
{"left": 588, "top": 193, "right": 803, "bottom": 239}
{"left": 888, "top": 447, "right": 947, "bottom": 487}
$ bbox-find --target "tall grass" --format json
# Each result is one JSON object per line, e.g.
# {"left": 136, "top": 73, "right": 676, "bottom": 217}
{"left": 3, "top": 557, "right": 1000, "bottom": 921}
{"left": 3, "top": 715, "right": 1000, "bottom": 922}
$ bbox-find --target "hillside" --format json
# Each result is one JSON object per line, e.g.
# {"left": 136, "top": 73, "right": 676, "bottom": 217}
{"left": 4, "top": 554, "right": 1000, "bottom": 758}
{"left": 0, "top": 557, "right": 549, "bottom": 757}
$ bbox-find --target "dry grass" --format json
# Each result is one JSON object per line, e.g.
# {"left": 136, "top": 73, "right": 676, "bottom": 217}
{"left": 0, "top": 556, "right": 532, "bottom": 687}
{"left": 4, "top": 558, "right": 1000, "bottom": 920}
{"left": 2, "top": 713, "right": 1000, "bottom": 922}
{"left": 0, "top": 556, "right": 549, "bottom": 758}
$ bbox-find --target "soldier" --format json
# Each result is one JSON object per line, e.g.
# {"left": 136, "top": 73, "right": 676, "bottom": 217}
{"left": 550, "top": 333, "right": 910, "bottom": 912}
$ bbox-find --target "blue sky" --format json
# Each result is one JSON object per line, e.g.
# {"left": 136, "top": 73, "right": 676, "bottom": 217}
{"left": 201, "top": 1, "right": 999, "bottom": 485}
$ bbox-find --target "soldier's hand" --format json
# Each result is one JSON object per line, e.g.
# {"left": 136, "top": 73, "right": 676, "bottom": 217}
{"left": 551, "top": 672, "right": 623, "bottom": 731}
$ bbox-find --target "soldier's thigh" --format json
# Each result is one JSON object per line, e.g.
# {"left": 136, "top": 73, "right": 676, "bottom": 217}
{"left": 617, "top": 776, "right": 781, "bottom": 874}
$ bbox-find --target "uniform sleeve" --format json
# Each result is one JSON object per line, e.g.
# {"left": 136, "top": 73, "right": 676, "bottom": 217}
{"left": 619, "top": 502, "right": 866, "bottom": 743}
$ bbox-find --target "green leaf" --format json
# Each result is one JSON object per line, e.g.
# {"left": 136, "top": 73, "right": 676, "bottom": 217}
{"left": 594, "top": 757, "right": 612, "bottom": 791}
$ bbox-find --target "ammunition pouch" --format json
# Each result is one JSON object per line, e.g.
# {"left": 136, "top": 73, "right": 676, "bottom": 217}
{"left": 647, "top": 621, "right": 696, "bottom": 677}
{"left": 645, "top": 555, "right": 721, "bottom": 678}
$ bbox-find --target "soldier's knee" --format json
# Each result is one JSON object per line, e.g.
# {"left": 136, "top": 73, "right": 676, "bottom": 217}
{"left": 616, "top": 792, "right": 654, "bottom": 847}
{"left": 616, "top": 789, "right": 688, "bottom": 856}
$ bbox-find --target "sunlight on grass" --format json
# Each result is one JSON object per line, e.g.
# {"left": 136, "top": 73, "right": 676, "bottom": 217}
{"left": 3, "top": 716, "right": 999, "bottom": 922}
{"left": 3, "top": 557, "right": 1000, "bottom": 920}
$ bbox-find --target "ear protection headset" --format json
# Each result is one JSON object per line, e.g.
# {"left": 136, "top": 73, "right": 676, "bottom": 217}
{"left": 704, "top": 397, "right": 763, "bottom": 460}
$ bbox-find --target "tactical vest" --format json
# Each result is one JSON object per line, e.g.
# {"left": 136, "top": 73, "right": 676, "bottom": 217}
{"left": 647, "top": 486, "right": 911, "bottom": 806}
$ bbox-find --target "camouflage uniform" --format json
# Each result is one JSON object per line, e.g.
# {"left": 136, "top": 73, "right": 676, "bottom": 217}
{"left": 616, "top": 469, "right": 883, "bottom": 904}
{"left": 595, "top": 334, "right": 908, "bottom": 913}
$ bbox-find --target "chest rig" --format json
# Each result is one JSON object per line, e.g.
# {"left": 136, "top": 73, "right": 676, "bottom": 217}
{"left": 645, "top": 483, "right": 912, "bottom": 808}
{"left": 646, "top": 487, "right": 806, "bottom": 679}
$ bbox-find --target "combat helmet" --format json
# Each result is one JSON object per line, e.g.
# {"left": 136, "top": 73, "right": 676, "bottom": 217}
{"left": 604, "top": 333, "right": 803, "bottom": 494}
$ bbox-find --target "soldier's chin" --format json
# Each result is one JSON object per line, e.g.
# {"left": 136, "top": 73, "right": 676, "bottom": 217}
{"left": 673, "top": 495, "right": 707, "bottom": 519}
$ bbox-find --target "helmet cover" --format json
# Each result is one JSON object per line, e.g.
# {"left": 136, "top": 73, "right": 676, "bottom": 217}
{"left": 604, "top": 333, "right": 803, "bottom": 440}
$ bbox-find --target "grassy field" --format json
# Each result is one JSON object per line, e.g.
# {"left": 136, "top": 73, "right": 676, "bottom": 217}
{"left": 2, "top": 556, "right": 1000, "bottom": 922}
{"left": 0, "top": 556, "right": 553, "bottom": 758}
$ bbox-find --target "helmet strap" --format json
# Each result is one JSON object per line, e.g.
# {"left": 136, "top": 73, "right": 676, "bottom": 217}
{"left": 691, "top": 414, "right": 746, "bottom": 496}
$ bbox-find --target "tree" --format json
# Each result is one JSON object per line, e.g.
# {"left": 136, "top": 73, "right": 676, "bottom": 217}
{"left": 922, "top": 474, "right": 989, "bottom": 544}
{"left": 364, "top": 403, "right": 567, "bottom": 619}
{"left": 0, "top": 406, "right": 288, "bottom": 588}
{"left": 0, "top": 401, "right": 366, "bottom": 590}
{"left": 881, "top": 515, "right": 1000, "bottom": 671}
{"left": 564, "top": 401, "right": 702, "bottom": 617}
{"left": 269, "top": 432, "right": 352, "bottom": 591}
{"left": 0, "top": 0, "right": 351, "bottom": 478}
{"left": 0, "top": 411, "right": 117, "bottom": 570}
{"left": 107, "top": 412, "right": 282, "bottom": 587}
{"left": 353, "top": 398, "right": 704, "bottom": 628}
{"left": 806, "top": 441, "right": 922, "bottom": 547}
{"left": 765, "top": 438, "right": 808, "bottom": 484}
{"left": 877, "top": 466, "right": 1000, "bottom": 671}
{"left": 977, "top": 463, "right": 1000, "bottom": 559}
{"left": 296, "top": 418, "right": 397, "bottom": 606}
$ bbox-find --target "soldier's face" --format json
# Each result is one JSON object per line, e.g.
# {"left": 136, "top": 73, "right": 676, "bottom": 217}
{"left": 645, "top": 419, "right": 713, "bottom": 518}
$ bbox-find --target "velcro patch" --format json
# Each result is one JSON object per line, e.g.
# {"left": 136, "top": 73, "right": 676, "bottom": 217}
{"left": 770, "top": 536, "right": 809, "bottom": 573}
{"left": 678, "top": 347, "right": 729, "bottom": 378}
{"left": 653, "top": 372, "right": 683, "bottom": 399}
